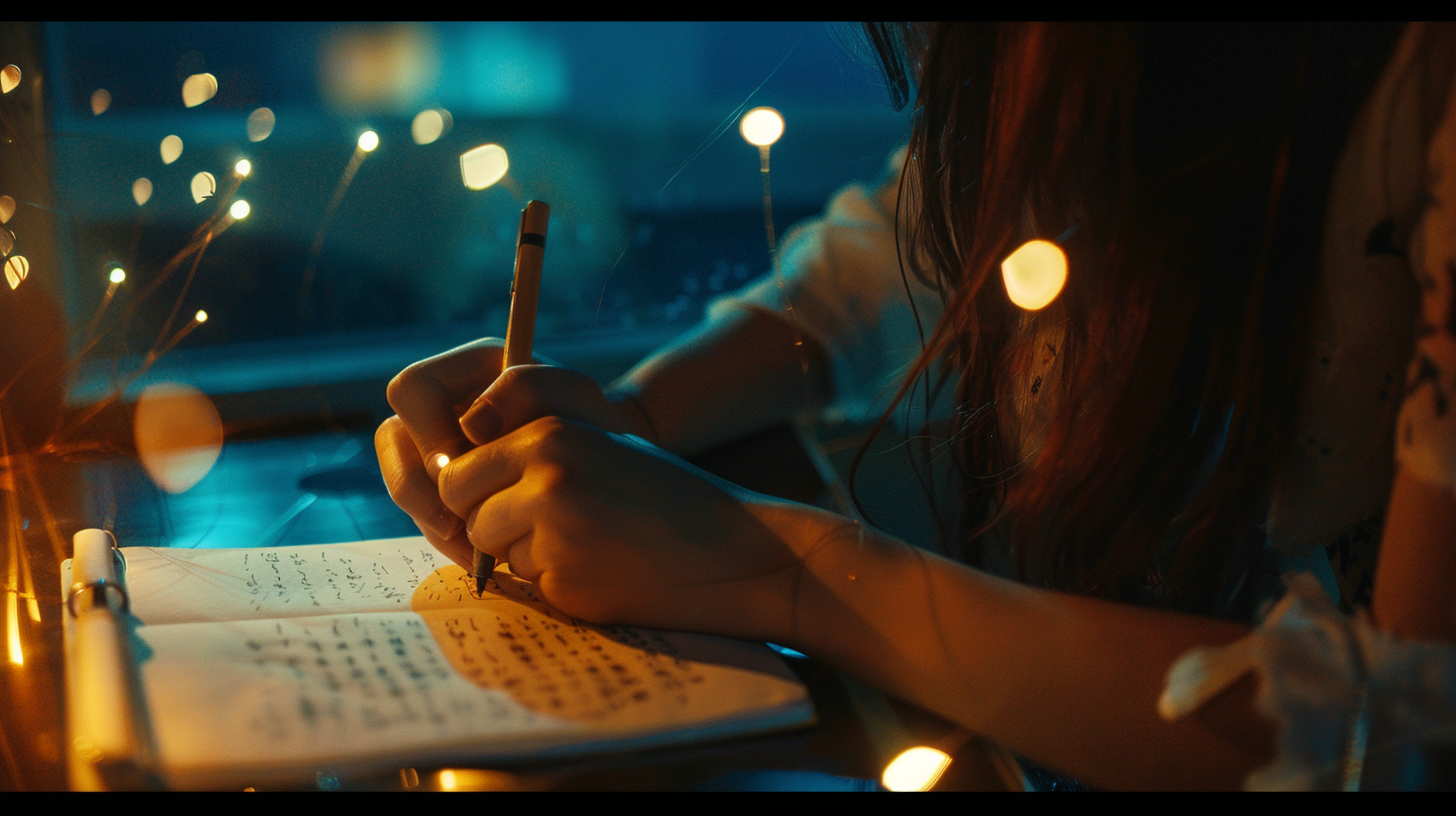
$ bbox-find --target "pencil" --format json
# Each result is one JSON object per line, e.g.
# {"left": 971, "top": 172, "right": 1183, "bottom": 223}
{"left": 474, "top": 200, "right": 550, "bottom": 597}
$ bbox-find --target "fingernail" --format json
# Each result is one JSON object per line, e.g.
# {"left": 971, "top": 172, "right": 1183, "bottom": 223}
{"left": 461, "top": 399, "right": 503, "bottom": 444}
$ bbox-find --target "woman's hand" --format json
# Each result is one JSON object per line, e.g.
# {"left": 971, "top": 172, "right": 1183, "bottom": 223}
{"left": 374, "top": 338, "right": 655, "bottom": 561}
{"left": 435, "top": 416, "right": 843, "bottom": 639}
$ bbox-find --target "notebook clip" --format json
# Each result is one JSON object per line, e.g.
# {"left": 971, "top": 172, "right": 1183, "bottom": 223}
{"left": 67, "top": 579, "right": 130, "bottom": 618}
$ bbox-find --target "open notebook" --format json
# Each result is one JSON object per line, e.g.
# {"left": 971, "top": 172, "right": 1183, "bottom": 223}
{"left": 62, "top": 536, "right": 813, "bottom": 790}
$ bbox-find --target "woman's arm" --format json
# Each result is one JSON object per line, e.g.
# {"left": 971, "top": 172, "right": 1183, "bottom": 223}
{"left": 436, "top": 416, "right": 1275, "bottom": 791}
{"left": 607, "top": 305, "right": 831, "bottom": 458}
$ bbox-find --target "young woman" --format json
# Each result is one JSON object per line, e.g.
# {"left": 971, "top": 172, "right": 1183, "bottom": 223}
{"left": 375, "top": 23, "right": 1456, "bottom": 789}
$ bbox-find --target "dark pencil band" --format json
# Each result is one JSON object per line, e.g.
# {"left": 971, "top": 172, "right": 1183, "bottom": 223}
{"left": 473, "top": 200, "right": 550, "bottom": 597}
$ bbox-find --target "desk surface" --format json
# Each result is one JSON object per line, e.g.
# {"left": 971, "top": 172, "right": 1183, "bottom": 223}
{"left": 0, "top": 423, "right": 1019, "bottom": 791}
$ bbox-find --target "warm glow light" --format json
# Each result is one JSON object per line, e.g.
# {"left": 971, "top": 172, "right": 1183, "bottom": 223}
{"left": 358, "top": 130, "right": 379, "bottom": 152}
{"left": 109, "top": 267, "right": 126, "bottom": 284}
{"left": 194, "top": 310, "right": 208, "bottom": 323}
{"left": 234, "top": 159, "right": 252, "bottom": 177}
{"left": 460, "top": 144, "right": 508, "bottom": 190}
{"left": 0, "top": 228, "right": 11, "bottom": 258}
{"left": 434, "top": 453, "right": 450, "bottom": 470}
{"left": 0, "top": 65, "right": 20, "bottom": 95}
{"left": 438, "top": 769, "right": 458, "bottom": 791}
{"left": 0, "top": 195, "right": 14, "bottom": 224}
{"left": 90, "top": 88, "right": 111, "bottom": 115}
{"left": 882, "top": 746, "right": 952, "bottom": 792}
{"left": 5, "top": 255, "right": 28, "bottom": 290}
{"left": 229, "top": 200, "right": 250, "bottom": 220}
{"left": 246, "top": 107, "right": 275, "bottom": 142}
{"left": 132, "top": 178, "right": 153, "bottom": 206}
{"left": 190, "top": 171, "right": 216, "bottom": 204}
{"left": 134, "top": 383, "right": 222, "bottom": 494}
{"left": 740, "top": 107, "right": 784, "bottom": 147}
{"left": 412, "top": 108, "right": 445, "bottom": 145}
{"left": 160, "top": 135, "right": 183, "bottom": 165}
{"left": 1000, "top": 239, "right": 1068, "bottom": 311}
{"left": 181, "top": 72, "right": 218, "bottom": 108}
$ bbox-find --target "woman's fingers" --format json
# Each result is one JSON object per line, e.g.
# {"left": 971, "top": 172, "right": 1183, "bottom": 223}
{"left": 460, "top": 364, "right": 624, "bottom": 445}
{"left": 375, "top": 416, "right": 464, "bottom": 539}
{"left": 386, "top": 339, "right": 505, "bottom": 477}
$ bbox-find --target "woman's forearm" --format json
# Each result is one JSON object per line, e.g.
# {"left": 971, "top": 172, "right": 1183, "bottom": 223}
{"left": 608, "top": 307, "right": 832, "bottom": 458}
{"left": 773, "top": 515, "right": 1274, "bottom": 790}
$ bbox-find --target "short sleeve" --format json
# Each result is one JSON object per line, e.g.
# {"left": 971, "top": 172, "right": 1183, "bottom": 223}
{"left": 706, "top": 148, "right": 945, "bottom": 421}
{"left": 1158, "top": 573, "right": 1456, "bottom": 790}
{"left": 1396, "top": 62, "right": 1456, "bottom": 493}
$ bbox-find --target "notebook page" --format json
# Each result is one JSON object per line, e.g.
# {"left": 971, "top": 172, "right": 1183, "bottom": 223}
{"left": 121, "top": 537, "right": 446, "bottom": 625}
{"left": 135, "top": 560, "right": 809, "bottom": 784}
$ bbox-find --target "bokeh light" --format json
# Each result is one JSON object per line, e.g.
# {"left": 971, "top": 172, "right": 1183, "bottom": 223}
{"left": 358, "top": 130, "right": 379, "bottom": 152}
{"left": 1000, "top": 239, "right": 1068, "bottom": 311}
{"left": 4, "top": 255, "right": 29, "bottom": 290}
{"left": 181, "top": 72, "right": 218, "bottom": 108}
{"left": 234, "top": 159, "right": 252, "bottom": 177}
{"left": 0, "top": 228, "right": 11, "bottom": 258}
{"left": 133, "top": 383, "right": 223, "bottom": 494}
{"left": 246, "top": 107, "right": 275, "bottom": 142}
{"left": 0, "top": 195, "right": 13, "bottom": 223}
{"left": 190, "top": 171, "right": 216, "bottom": 204}
{"left": 229, "top": 200, "right": 251, "bottom": 220}
{"left": 90, "top": 88, "right": 111, "bottom": 115}
{"left": 132, "top": 178, "right": 153, "bottom": 206}
{"left": 740, "top": 106, "right": 784, "bottom": 147}
{"left": 109, "top": 266, "right": 126, "bottom": 284}
{"left": 411, "top": 108, "right": 445, "bottom": 145}
{"left": 460, "top": 144, "right": 508, "bottom": 190}
{"left": 160, "top": 135, "right": 183, "bottom": 164}
{"left": 194, "top": 310, "right": 208, "bottom": 323}
{"left": 0, "top": 65, "right": 19, "bottom": 94}
{"left": 882, "top": 746, "right": 952, "bottom": 792}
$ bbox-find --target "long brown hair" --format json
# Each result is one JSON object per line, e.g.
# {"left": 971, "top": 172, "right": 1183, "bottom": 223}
{"left": 861, "top": 23, "right": 1402, "bottom": 614}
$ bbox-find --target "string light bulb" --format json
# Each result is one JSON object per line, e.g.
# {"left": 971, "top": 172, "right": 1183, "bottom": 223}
{"left": 109, "top": 267, "right": 126, "bottom": 284}
{"left": 229, "top": 200, "right": 250, "bottom": 220}
{"left": 1000, "top": 239, "right": 1068, "bottom": 311}
{"left": 358, "top": 130, "right": 379, "bottom": 152}
{"left": 882, "top": 746, "right": 952, "bottom": 792}
{"left": 234, "top": 159, "right": 252, "bottom": 178}
{"left": 739, "top": 106, "right": 784, "bottom": 147}
{"left": 194, "top": 310, "right": 208, "bottom": 323}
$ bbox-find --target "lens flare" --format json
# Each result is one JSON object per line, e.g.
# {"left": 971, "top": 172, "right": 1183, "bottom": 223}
{"left": 740, "top": 107, "right": 784, "bottom": 147}
{"left": 460, "top": 144, "right": 508, "bottom": 190}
